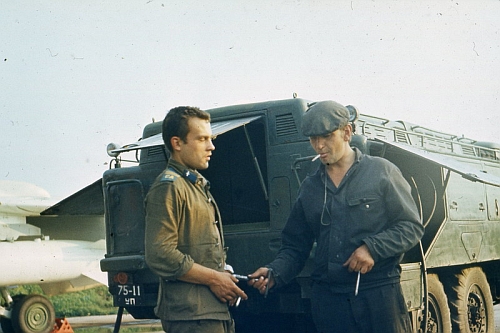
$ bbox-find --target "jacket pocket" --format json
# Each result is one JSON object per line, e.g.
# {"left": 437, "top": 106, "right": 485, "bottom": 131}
{"left": 347, "top": 195, "right": 384, "bottom": 232}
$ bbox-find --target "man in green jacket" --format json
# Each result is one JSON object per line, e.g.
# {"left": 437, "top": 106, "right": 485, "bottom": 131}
{"left": 145, "top": 106, "right": 247, "bottom": 333}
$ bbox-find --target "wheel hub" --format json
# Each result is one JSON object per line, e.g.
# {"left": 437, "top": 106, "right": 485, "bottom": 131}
{"left": 26, "top": 303, "right": 50, "bottom": 331}
{"left": 468, "top": 289, "right": 486, "bottom": 333}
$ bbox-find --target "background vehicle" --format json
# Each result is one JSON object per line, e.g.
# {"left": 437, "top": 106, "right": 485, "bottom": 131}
{"left": 100, "top": 97, "right": 500, "bottom": 333}
{"left": 0, "top": 180, "right": 106, "bottom": 333}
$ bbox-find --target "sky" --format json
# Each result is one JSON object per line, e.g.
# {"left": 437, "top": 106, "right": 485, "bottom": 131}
{"left": 1, "top": 0, "right": 499, "bottom": 200}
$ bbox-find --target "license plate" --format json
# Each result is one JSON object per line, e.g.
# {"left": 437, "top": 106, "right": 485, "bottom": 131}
{"left": 115, "top": 284, "right": 144, "bottom": 306}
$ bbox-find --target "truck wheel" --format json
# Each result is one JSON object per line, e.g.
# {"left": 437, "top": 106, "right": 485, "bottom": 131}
{"left": 446, "top": 267, "right": 494, "bottom": 333}
{"left": 424, "top": 274, "right": 451, "bottom": 333}
{"left": 1, "top": 294, "right": 28, "bottom": 333}
{"left": 11, "top": 294, "right": 55, "bottom": 333}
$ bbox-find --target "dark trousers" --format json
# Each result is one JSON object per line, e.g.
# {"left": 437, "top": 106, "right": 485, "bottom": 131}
{"left": 311, "top": 282, "right": 412, "bottom": 333}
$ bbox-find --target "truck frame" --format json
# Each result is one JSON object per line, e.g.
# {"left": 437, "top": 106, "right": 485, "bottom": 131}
{"left": 100, "top": 97, "right": 500, "bottom": 333}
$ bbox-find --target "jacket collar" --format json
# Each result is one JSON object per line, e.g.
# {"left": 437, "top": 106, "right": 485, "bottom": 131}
{"left": 168, "top": 159, "right": 204, "bottom": 185}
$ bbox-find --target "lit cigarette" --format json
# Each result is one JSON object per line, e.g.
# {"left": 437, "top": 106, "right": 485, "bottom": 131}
{"left": 312, "top": 154, "right": 321, "bottom": 161}
{"left": 355, "top": 271, "right": 361, "bottom": 296}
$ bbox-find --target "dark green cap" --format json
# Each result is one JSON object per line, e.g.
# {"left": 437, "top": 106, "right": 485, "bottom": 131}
{"left": 301, "top": 100, "right": 350, "bottom": 136}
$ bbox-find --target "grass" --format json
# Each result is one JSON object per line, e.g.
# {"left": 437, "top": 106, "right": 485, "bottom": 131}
{"left": 9, "top": 285, "right": 117, "bottom": 317}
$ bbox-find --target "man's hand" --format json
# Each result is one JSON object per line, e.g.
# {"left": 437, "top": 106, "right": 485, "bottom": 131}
{"left": 343, "top": 244, "right": 374, "bottom": 274}
{"left": 208, "top": 271, "right": 248, "bottom": 305}
{"left": 177, "top": 263, "right": 247, "bottom": 305}
{"left": 248, "top": 267, "right": 274, "bottom": 295}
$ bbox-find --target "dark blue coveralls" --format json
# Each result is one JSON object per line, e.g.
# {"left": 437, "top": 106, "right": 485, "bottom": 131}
{"left": 268, "top": 148, "right": 424, "bottom": 333}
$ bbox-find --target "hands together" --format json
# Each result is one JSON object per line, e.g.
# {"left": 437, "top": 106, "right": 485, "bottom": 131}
{"left": 247, "top": 267, "right": 274, "bottom": 296}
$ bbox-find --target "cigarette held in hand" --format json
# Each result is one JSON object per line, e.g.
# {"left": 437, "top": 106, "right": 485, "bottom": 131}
{"left": 355, "top": 271, "right": 360, "bottom": 296}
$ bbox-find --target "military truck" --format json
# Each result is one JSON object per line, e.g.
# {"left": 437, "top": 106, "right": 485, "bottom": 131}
{"left": 100, "top": 97, "right": 500, "bottom": 333}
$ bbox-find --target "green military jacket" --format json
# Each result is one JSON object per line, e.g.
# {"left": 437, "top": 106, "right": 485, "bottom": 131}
{"left": 145, "top": 159, "right": 230, "bottom": 321}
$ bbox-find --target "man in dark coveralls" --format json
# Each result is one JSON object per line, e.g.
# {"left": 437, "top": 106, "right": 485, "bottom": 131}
{"left": 249, "top": 101, "right": 424, "bottom": 333}
{"left": 145, "top": 106, "right": 247, "bottom": 333}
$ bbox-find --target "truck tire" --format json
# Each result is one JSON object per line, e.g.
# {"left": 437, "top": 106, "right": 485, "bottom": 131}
{"left": 1, "top": 294, "right": 27, "bottom": 333}
{"left": 0, "top": 318, "right": 15, "bottom": 333}
{"left": 425, "top": 274, "right": 451, "bottom": 333}
{"left": 11, "top": 294, "right": 55, "bottom": 333}
{"left": 446, "top": 267, "right": 494, "bottom": 333}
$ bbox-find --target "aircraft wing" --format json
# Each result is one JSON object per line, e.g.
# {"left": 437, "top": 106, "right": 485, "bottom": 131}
{"left": 0, "top": 197, "right": 54, "bottom": 216}
{"left": 0, "top": 180, "right": 55, "bottom": 217}
{"left": 0, "top": 238, "right": 106, "bottom": 286}
{"left": 0, "top": 180, "right": 57, "bottom": 239}
{"left": 41, "top": 178, "right": 103, "bottom": 216}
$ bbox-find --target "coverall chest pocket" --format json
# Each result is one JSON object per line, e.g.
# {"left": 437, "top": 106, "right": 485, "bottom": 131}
{"left": 347, "top": 196, "right": 384, "bottom": 230}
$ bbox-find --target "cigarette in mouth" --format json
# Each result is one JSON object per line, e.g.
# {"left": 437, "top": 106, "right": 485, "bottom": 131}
{"left": 312, "top": 154, "right": 321, "bottom": 162}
